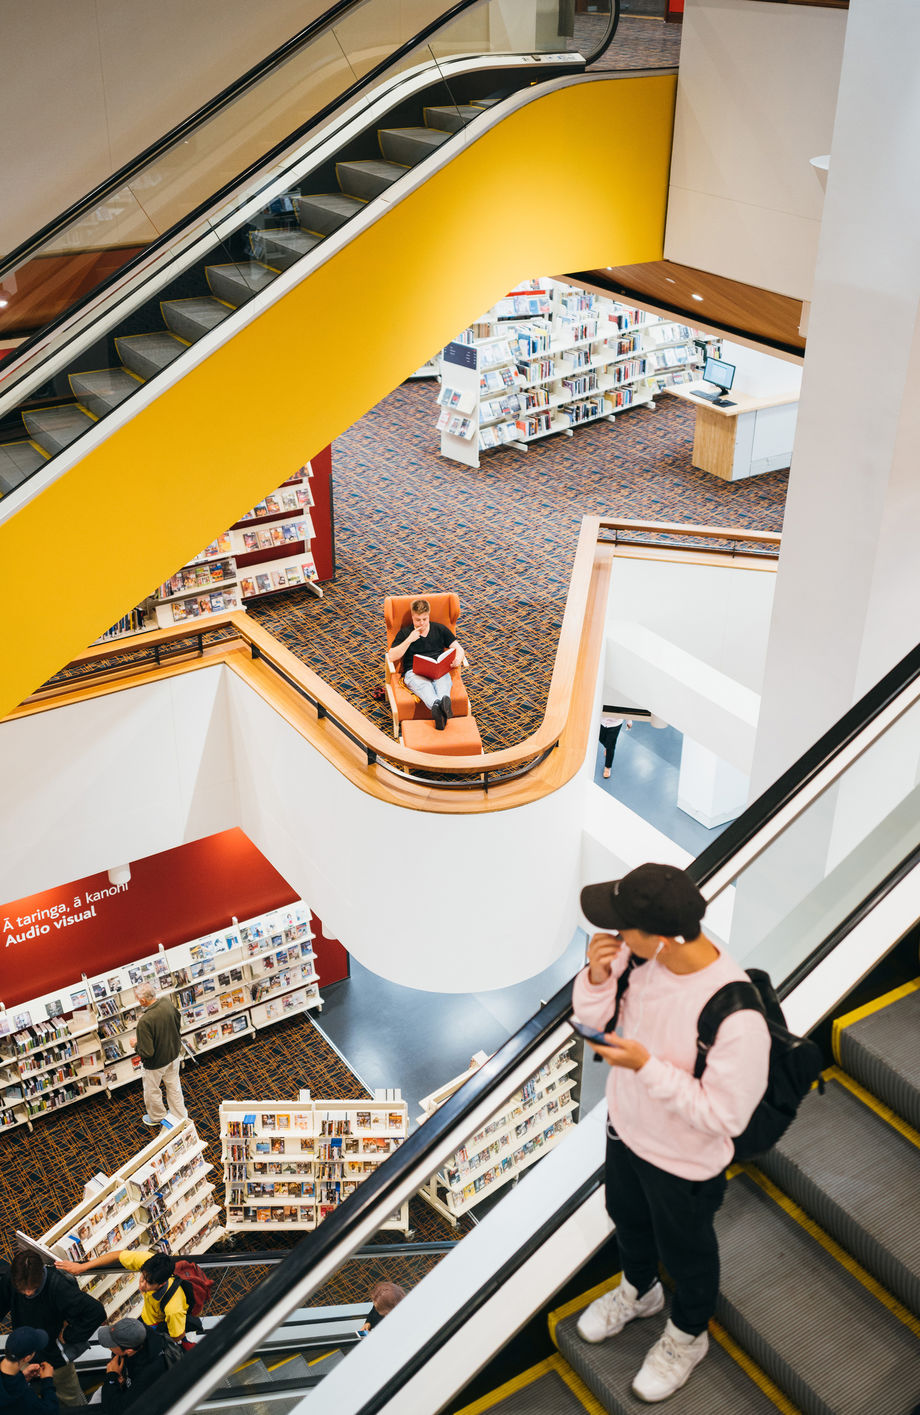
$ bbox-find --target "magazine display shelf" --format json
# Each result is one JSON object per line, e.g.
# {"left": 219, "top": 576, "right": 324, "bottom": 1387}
{"left": 417, "top": 1045, "right": 578, "bottom": 1225}
{"left": 0, "top": 903, "right": 320, "bottom": 1123}
{"left": 94, "top": 465, "right": 319, "bottom": 643}
{"left": 18, "top": 1116, "right": 222, "bottom": 1327}
{"left": 220, "top": 1090, "right": 410, "bottom": 1233}
{"left": 436, "top": 278, "right": 708, "bottom": 469}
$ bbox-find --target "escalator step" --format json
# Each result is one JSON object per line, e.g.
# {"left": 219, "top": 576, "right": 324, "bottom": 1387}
{"left": 292, "top": 193, "right": 365, "bottom": 236}
{"left": 228, "top": 1359, "right": 270, "bottom": 1386}
{"left": 757, "top": 1071, "right": 920, "bottom": 1315}
{"left": 307, "top": 1348, "right": 343, "bottom": 1374}
{"left": 716, "top": 1171, "right": 920, "bottom": 1415}
{"left": 115, "top": 331, "right": 188, "bottom": 379}
{"left": 267, "top": 1354, "right": 312, "bottom": 1381}
{"left": 203, "top": 1402, "right": 303, "bottom": 1415}
{"left": 206, "top": 262, "right": 277, "bottom": 304}
{"left": 554, "top": 1292, "right": 783, "bottom": 1414}
{"left": 0, "top": 439, "right": 47, "bottom": 493}
{"left": 423, "top": 104, "right": 487, "bottom": 132}
{"left": 161, "top": 296, "right": 232, "bottom": 341}
{"left": 336, "top": 159, "right": 408, "bottom": 200}
{"left": 22, "top": 404, "right": 95, "bottom": 455}
{"left": 255, "top": 230, "right": 322, "bottom": 271}
{"left": 378, "top": 125, "right": 451, "bottom": 166}
{"left": 833, "top": 980, "right": 920, "bottom": 1131}
{"left": 460, "top": 1361, "right": 594, "bottom": 1413}
{"left": 68, "top": 368, "right": 141, "bottom": 416}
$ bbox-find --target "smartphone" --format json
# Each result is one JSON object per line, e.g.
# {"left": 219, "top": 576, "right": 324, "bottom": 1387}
{"left": 569, "top": 1019, "right": 611, "bottom": 1046}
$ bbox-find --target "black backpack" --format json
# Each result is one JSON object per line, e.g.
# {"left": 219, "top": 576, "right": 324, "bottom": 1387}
{"left": 600, "top": 961, "right": 823, "bottom": 1160}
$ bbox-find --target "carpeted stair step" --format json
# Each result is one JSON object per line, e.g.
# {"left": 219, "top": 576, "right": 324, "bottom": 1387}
{"left": 378, "top": 125, "right": 451, "bottom": 165}
{"left": 423, "top": 103, "right": 486, "bottom": 132}
{"left": 161, "top": 296, "right": 232, "bottom": 341}
{"left": 254, "top": 229, "right": 322, "bottom": 270}
{"left": 68, "top": 368, "right": 141, "bottom": 417}
{"left": 336, "top": 158, "right": 407, "bottom": 199}
{"left": 115, "top": 331, "right": 187, "bottom": 379}
{"left": 292, "top": 193, "right": 365, "bottom": 236}
{"left": 715, "top": 1171, "right": 920, "bottom": 1415}
{"left": 0, "top": 439, "right": 47, "bottom": 493}
{"left": 554, "top": 1292, "right": 784, "bottom": 1414}
{"left": 757, "top": 1071, "right": 920, "bottom": 1315}
{"left": 22, "top": 404, "right": 95, "bottom": 455}
{"left": 206, "top": 262, "right": 277, "bottom": 304}
{"left": 266, "top": 1354, "right": 313, "bottom": 1381}
{"left": 832, "top": 980, "right": 920, "bottom": 1131}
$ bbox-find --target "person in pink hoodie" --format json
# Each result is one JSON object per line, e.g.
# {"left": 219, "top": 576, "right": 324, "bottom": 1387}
{"left": 572, "top": 863, "right": 770, "bottom": 1404}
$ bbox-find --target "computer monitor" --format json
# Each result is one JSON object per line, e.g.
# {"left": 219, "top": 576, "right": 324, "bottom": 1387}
{"left": 702, "top": 355, "right": 735, "bottom": 395}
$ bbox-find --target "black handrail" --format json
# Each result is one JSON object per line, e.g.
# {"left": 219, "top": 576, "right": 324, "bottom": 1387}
{"left": 132, "top": 978, "right": 578, "bottom": 1415}
{"left": 0, "top": 0, "right": 619, "bottom": 389}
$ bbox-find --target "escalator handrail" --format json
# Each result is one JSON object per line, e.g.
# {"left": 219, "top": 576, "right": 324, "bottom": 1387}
{"left": 130, "top": 976, "right": 578, "bottom": 1415}
{"left": 688, "top": 638, "right": 920, "bottom": 903}
{"left": 0, "top": 0, "right": 620, "bottom": 392}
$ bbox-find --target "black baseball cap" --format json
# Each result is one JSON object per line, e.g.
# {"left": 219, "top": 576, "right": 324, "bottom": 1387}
{"left": 580, "top": 863, "right": 706, "bottom": 939}
{"left": 6, "top": 1327, "right": 48, "bottom": 1360}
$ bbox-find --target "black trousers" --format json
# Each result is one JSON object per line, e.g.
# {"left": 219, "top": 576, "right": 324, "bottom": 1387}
{"left": 599, "top": 723, "right": 622, "bottom": 768}
{"left": 604, "top": 1131, "right": 727, "bottom": 1337}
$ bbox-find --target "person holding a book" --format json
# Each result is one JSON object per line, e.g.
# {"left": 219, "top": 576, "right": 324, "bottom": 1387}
{"left": 388, "top": 599, "right": 465, "bottom": 731}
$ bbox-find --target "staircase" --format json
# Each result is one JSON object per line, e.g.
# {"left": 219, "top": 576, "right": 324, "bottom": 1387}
{"left": 204, "top": 1346, "right": 345, "bottom": 1411}
{"left": 459, "top": 979, "right": 920, "bottom": 1414}
{"left": 0, "top": 96, "right": 498, "bottom": 498}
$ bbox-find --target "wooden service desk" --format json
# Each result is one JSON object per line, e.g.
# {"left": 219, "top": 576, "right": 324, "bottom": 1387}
{"left": 667, "top": 382, "right": 799, "bottom": 481}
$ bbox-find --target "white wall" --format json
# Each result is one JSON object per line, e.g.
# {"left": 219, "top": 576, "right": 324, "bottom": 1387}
{"left": 665, "top": 0, "right": 847, "bottom": 301}
{"left": 719, "top": 341, "right": 802, "bottom": 399}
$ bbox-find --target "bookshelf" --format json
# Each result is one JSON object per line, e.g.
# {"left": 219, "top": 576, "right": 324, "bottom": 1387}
{"left": 93, "top": 465, "right": 321, "bottom": 644}
{"left": 416, "top": 1045, "right": 578, "bottom": 1225}
{"left": 22, "top": 1116, "right": 222, "bottom": 1326}
{"left": 220, "top": 1090, "right": 410, "bottom": 1233}
{"left": 436, "top": 278, "right": 708, "bottom": 469}
{"left": 0, "top": 902, "right": 321, "bottom": 1123}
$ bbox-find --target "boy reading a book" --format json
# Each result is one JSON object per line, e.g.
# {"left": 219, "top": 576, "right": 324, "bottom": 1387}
{"left": 388, "top": 599, "right": 465, "bottom": 731}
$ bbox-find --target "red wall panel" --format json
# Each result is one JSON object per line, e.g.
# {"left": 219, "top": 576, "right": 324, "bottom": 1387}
{"left": 308, "top": 446, "right": 335, "bottom": 582}
{"left": 1, "top": 829, "right": 298, "bottom": 1008}
{"left": 308, "top": 912, "right": 349, "bottom": 986}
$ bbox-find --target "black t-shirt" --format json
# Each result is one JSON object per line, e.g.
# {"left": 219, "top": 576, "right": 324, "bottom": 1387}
{"left": 391, "top": 621, "right": 455, "bottom": 676}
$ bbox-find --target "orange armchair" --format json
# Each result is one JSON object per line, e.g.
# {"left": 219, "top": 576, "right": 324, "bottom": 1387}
{"left": 384, "top": 592, "right": 470, "bottom": 738}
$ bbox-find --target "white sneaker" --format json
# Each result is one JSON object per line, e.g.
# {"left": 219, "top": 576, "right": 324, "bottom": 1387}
{"left": 141, "top": 1114, "right": 160, "bottom": 1126}
{"left": 631, "top": 1319, "right": 709, "bottom": 1402}
{"left": 576, "top": 1277, "right": 665, "bottom": 1343}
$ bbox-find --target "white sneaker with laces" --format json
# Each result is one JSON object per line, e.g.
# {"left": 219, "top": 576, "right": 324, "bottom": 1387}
{"left": 631, "top": 1318, "right": 709, "bottom": 1402}
{"left": 141, "top": 1114, "right": 160, "bottom": 1126}
{"left": 576, "top": 1277, "right": 665, "bottom": 1343}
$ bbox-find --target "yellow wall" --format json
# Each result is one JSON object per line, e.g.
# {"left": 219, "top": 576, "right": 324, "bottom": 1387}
{"left": 0, "top": 73, "right": 676, "bottom": 715}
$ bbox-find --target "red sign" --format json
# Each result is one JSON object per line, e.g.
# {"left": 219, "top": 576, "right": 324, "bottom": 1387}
{"left": 0, "top": 829, "right": 298, "bottom": 1008}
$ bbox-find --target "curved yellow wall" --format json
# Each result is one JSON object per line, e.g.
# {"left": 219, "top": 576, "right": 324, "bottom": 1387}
{"left": 0, "top": 73, "right": 676, "bottom": 715}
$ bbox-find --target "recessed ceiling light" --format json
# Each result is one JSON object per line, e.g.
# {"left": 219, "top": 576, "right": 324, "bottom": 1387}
{"left": 0, "top": 299, "right": 8, "bottom": 308}
{"left": 691, "top": 293, "right": 704, "bottom": 301}
{"left": 665, "top": 278, "right": 676, "bottom": 284}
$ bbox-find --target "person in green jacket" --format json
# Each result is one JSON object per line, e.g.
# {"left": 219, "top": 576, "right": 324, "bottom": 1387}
{"left": 129, "top": 985, "right": 187, "bottom": 1126}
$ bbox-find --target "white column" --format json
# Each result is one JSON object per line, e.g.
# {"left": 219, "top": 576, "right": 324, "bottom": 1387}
{"left": 750, "top": 0, "right": 920, "bottom": 797}
{"left": 677, "top": 736, "right": 749, "bottom": 829}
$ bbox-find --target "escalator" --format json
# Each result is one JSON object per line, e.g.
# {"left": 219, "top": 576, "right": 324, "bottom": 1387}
{"left": 76, "top": 639, "right": 919, "bottom": 1415}
{"left": 0, "top": 0, "right": 684, "bottom": 713}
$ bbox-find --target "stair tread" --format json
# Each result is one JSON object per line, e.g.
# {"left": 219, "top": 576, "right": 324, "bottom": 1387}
{"left": 206, "top": 262, "right": 276, "bottom": 293}
{"left": 482, "top": 1363, "right": 591, "bottom": 1413}
{"left": 296, "top": 193, "right": 365, "bottom": 214}
{"left": 260, "top": 231, "right": 321, "bottom": 251}
{"left": 555, "top": 1302, "right": 781, "bottom": 1414}
{"left": 759, "top": 1076, "right": 920, "bottom": 1281}
{"left": 381, "top": 126, "right": 450, "bottom": 145}
{"left": 116, "top": 332, "right": 186, "bottom": 352}
{"left": 337, "top": 159, "right": 406, "bottom": 177}
{"left": 0, "top": 440, "right": 47, "bottom": 475}
{"left": 425, "top": 104, "right": 485, "bottom": 121}
{"left": 162, "top": 296, "right": 231, "bottom": 327}
{"left": 229, "top": 1358, "right": 270, "bottom": 1386}
{"left": 23, "top": 405, "right": 94, "bottom": 430}
{"left": 267, "top": 1353, "right": 312, "bottom": 1380}
{"left": 717, "top": 1172, "right": 920, "bottom": 1415}
{"left": 70, "top": 368, "right": 139, "bottom": 395}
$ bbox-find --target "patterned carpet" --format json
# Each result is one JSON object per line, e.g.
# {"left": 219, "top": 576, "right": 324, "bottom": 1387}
{"left": 575, "top": 12, "right": 682, "bottom": 69}
{"left": 249, "top": 384, "right": 787, "bottom": 751}
{"left": 2, "top": 1011, "right": 467, "bottom": 1317}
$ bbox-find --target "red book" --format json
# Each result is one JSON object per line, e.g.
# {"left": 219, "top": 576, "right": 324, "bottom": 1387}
{"left": 411, "top": 647, "right": 457, "bottom": 680}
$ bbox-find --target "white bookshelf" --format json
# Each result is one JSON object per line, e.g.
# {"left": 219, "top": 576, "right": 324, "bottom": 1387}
{"left": 417, "top": 1045, "right": 578, "bottom": 1225}
{"left": 436, "top": 278, "right": 706, "bottom": 469}
{"left": 21, "top": 1116, "right": 222, "bottom": 1327}
{"left": 0, "top": 902, "right": 320, "bottom": 1120}
{"left": 220, "top": 1090, "right": 410, "bottom": 1233}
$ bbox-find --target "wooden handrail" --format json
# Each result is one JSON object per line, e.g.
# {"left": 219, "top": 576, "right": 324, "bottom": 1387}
{"left": 8, "top": 516, "right": 777, "bottom": 812}
{"left": 599, "top": 517, "right": 781, "bottom": 549}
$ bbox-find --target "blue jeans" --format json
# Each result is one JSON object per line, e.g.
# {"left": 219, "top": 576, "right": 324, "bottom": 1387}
{"left": 404, "top": 670, "right": 452, "bottom": 710}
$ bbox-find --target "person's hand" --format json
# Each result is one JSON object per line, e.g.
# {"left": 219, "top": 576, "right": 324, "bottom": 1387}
{"left": 586, "top": 931, "right": 624, "bottom": 984}
{"left": 22, "top": 1363, "right": 40, "bottom": 1380}
{"left": 37, "top": 1363, "right": 54, "bottom": 1380}
{"left": 589, "top": 1035, "right": 649, "bottom": 1071}
{"left": 55, "top": 1260, "right": 86, "bottom": 1274}
{"left": 128, "top": 1035, "right": 136, "bottom": 1049}
{"left": 106, "top": 1354, "right": 125, "bottom": 1377}
{"left": 407, "top": 628, "right": 421, "bottom": 644}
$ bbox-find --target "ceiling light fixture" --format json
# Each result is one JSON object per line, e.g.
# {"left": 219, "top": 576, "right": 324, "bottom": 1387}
{"left": 691, "top": 293, "right": 704, "bottom": 301}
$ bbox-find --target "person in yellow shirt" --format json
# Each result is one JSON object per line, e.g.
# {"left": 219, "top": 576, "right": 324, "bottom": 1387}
{"left": 55, "top": 1251, "right": 188, "bottom": 1341}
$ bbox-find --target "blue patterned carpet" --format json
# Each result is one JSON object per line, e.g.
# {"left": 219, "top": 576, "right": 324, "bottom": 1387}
{"left": 249, "top": 383, "right": 787, "bottom": 751}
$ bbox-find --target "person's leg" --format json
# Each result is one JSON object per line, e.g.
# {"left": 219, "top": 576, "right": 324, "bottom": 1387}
{"left": 52, "top": 1361, "right": 87, "bottom": 1406}
{"left": 142, "top": 1064, "right": 168, "bottom": 1123}
{"left": 433, "top": 672, "right": 453, "bottom": 717}
{"left": 641, "top": 1160, "right": 726, "bottom": 1336}
{"left": 162, "top": 1057, "right": 188, "bottom": 1120}
{"left": 403, "top": 669, "right": 439, "bottom": 710}
{"left": 603, "top": 724, "right": 621, "bottom": 773}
